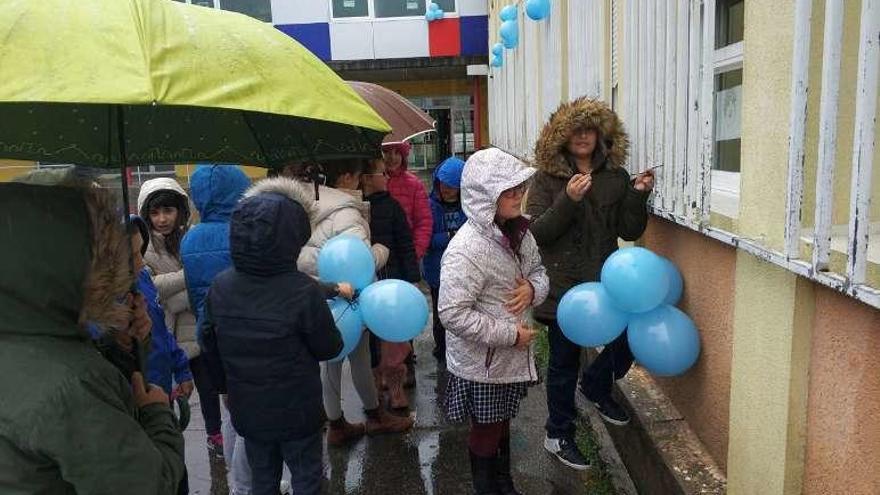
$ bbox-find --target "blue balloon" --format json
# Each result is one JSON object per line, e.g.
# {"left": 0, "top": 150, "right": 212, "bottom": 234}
{"left": 600, "top": 247, "right": 670, "bottom": 313}
{"left": 326, "top": 298, "right": 364, "bottom": 363}
{"left": 525, "top": 0, "right": 551, "bottom": 20}
{"left": 425, "top": 11, "right": 435, "bottom": 21}
{"left": 500, "top": 20, "right": 519, "bottom": 48}
{"left": 435, "top": 9, "right": 445, "bottom": 19}
{"left": 557, "top": 283, "right": 628, "bottom": 347}
{"left": 491, "top": 42, "right": 504, "bottom": 56}
{"left": 429, "top": 2, "right": 440, "bottom": 11}
{"left": 317, "top": 234, "right": 375, "bottom": 290}
{"left": 359, "top": 280, "right": 429, "bottom": 343}
{"left": 499, "top": 4, "right": 518, "bottom": 21}
{"left": 490, "top": 55, "right": 503, "bottom": 68}
{"left": 661, "top": 257, "right": 684, "bottom": 305}
{"left": 628, "top": 305, "right": 700, "bottom": 376}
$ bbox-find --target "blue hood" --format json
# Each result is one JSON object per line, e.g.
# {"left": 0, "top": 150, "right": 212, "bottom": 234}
{"left": 431, "top": 157, "right": 465, "bottom": 198}
{"left": 231, "top": 190, "right": 312, "bottom": 277}
{"left": 190, "top": 165, "right": 251, "bottom": 222}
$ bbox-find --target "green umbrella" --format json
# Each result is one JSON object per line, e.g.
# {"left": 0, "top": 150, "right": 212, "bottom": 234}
{"left": 0, "top": 0, "right": 391, "bottom": 168}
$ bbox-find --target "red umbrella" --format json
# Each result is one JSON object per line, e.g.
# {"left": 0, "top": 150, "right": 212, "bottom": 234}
{"left": 347, "top": 81, "right": 436, "bottom": 145}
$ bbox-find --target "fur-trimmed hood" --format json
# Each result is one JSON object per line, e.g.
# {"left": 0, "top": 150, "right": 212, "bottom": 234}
{"left": 1, "top": 171, "right": 133, "bottom": 339}
{"left": 242, "top": 177, "right": 318, "bottom": 225}
{"left": 233, "top": 178, "right": 317, "bottom": 276}
{"left": 534, "top": 97, "right": 630, "bottom": 179}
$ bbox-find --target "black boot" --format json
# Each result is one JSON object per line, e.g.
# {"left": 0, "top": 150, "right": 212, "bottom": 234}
{"left": 469, "top": 449, "right": 500, "bottom": 495}
{"left": 495, "top": 437, "right": 521, "bottom": 495}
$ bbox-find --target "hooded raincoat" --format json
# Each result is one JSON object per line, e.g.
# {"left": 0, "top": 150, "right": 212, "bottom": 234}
{"left": 438, "top": 149, "right": 550, "bottom": 384}
{"left": 423, "top": 157, "right": 467, "bottom": 289}
{"left": 0, "top": 180, "right": 185, "bottom": 494}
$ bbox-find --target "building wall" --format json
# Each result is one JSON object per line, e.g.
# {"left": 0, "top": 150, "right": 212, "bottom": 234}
{"left": 0, "top": 160, "right": 35, "bottom": 182}
{"left": 802, "top": 286, "right": 880, "bottom": 495}
{"left": 642, "top": 217, "right": 735, "bottom": 471}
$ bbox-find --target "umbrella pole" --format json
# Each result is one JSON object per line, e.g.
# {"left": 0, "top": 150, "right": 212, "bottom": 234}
{"left": 115, "top": 107, "right": 148, "bottom": 389}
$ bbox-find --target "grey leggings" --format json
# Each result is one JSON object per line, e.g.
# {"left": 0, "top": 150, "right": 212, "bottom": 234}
{"left": 321, "top": 331, "right": 379, "bottom": 421}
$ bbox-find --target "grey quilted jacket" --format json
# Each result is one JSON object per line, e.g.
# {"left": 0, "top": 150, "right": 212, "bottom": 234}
{"left": 438, "top": 148, "right": 549, "bottom": 384}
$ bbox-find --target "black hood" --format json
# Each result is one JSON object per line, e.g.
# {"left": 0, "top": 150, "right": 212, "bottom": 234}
{"left": 230, "top": 192, "right": 312, "bottom": 276}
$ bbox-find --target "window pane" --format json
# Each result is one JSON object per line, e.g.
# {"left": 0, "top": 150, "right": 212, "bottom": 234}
{"left": 713, "top": 69, "right": 742, "bottom": 173}
{"left": 375, "top": 0, "right": 426, "bottom": 18}
{"left": 220, "top": 0, "right": 270, "bottom": 21}
{"left": 435, "top": 0, "right": 456, "bottom": 12}
{"left": 192, "top": 0, "right": 215, "bottom": 7}
{"left": 332, "top": 0, "right": 369, "bottom": 17}
{"left": 715, "top": 0, "right": 744, "bottom": 48}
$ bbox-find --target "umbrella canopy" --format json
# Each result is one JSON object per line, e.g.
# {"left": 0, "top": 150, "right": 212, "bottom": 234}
{"left": 347, "top": 81, "right": 435, "bottom": 145}
{"left": 0, "top": 0, "right": 391, "bottom": 167}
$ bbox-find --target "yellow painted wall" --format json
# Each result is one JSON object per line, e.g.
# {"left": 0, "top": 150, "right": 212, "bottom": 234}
{"left": 727, "top": 252, "right": 815, "bottom": 495}
{"left": 0, "top": 159, "right": 35, "bottom": 182}
{"left": 738, "top": 0, "right": 797, "bottom": 249}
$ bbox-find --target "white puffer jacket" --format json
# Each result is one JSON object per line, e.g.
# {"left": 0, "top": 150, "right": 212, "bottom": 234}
{"left": 137, "top": 178, "right": 199, "bottom": 360}
{"left": 296, "top": 185, "right": 389, "bottom": 278}
{"left": 438, "top": 149, "right": 549, "bottom": 384}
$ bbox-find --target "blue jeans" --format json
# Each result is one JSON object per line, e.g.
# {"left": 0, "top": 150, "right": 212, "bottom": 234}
{"left": 544, "top": 320, "right": 633, "bottom": 440}
{"left": 244, "top": 432, "right": 322, "bottom": 495}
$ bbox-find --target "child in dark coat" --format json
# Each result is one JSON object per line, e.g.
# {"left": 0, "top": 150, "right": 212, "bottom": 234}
{"left": 362, "top": 158, "right": 421, "bottom": 410}
{"left": 202, "top": 178, "right": 343, "bottom": 495}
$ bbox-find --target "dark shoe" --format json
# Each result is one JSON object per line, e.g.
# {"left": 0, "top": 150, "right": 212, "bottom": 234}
{"left": 326, "top": 417, "right": 366, "bottom": 446}
{"left": 592, "top": 397, "right": 631, "bottom": 426}
{"left": 495, "top": 437, "right": 521, "bottom": 495}
{"left": 364, "top": 406, "right": 414, "bottom": 435}
{"left": 469, "top": 450, "right": 500, "bottom": 495}
{"left": 543, "top": 436, "right": 590, "bottom": 471}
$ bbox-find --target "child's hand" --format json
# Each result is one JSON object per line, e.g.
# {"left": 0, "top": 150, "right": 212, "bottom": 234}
{"left": 515, "top": 322, "right": 537, "bottom": 349}
{"left": 175, "top": 380, "right": 194, "bottom": 399}
{"left": 506, "top": 278, "right": 534, "bottom": 316}
{"left": 336, "top": 282, "right": 355, "bottom": 300}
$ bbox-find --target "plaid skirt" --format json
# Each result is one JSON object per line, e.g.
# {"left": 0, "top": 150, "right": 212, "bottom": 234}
{"left": 444, "top": 374, "right": 529, "bottom": 424}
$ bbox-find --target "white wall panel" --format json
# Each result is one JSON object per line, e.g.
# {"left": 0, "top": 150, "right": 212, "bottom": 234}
{"left": 373, "top": 19, "right": 429, "bottom": 59}
{"left": 271, "top": 0, "right": 329, "bottom": 24}
{"left": 329, "top": 21, "right": 375, "bottom": 60}
{"left": 457, "top": 0, "right": 488, "bottom": 17}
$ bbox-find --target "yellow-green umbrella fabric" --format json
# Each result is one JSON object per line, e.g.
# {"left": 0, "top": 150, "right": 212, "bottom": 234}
{"left": 0, "top": 0, "right": 391, "bottom": 167}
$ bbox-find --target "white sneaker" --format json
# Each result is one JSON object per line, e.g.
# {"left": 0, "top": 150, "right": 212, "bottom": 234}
{"left": 279, "top": 480, "right": 291, "bottom": 495}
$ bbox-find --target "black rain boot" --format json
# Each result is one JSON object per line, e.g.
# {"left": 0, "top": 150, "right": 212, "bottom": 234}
{"left": 495, "top": 437, "right": 521, "bottom": 495}
{"left": 469, "top": 449, "right": 500, "bottom": 495}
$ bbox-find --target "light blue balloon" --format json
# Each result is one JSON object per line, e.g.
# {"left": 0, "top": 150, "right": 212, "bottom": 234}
{"left": 557, "top": 282, "right": 628, "bottom": 347}
{"left": 435, "top": 9, "right": 445, "bottom": 19}
{"left": 600, "top": 247, "right": 670, "bottom": 313}
{"left": 499, "top": 4, "right": 518, "bottom": 21}
{"left": 661, "top": 257, "right": 684, "bottom": 306}
{"left": 525, "top": 0, "right": 551, "bottom": 20}
{"left": 491, "top": 42, "right": 504, "bottom": 56}
{"left": 490, "top": 55, "right": 503, "bottom": 68}
{"left": 628, "top": 305, "right": 700, "bottom": 376}
{"left": 359, "top": 279, "right": 429, "bottom": 343}
{"left": 326, "top": 298, "right": 364, "bottom": 363}
{"left": 317, "top": 234, "right": 374, "bottom": 290}
{"left": 429, "top": 2, "right": 440, "bottom": 11}
{"left": 500, "top": 20, "right": 519, "bottom": 48}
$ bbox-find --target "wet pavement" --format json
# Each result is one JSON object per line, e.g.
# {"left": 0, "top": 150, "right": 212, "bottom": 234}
{"left": 185, "top": 332, "right": 591, "bottom": 494}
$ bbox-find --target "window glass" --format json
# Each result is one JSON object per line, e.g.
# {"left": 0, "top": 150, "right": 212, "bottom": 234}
{"left": 434, "top": 0, "right": 456, "bottom": 12}
{"left": 375, "top": 0, "right": 426, "bottom": 18}
{"left": 219, "top": 0, "right": 270, "bottom": 21}
{"left": 713, "top": 69, "right": 742, "bottom": 173}
{"left": 715, "top": 0, "right": 744, "bottom": 48}
{"left": 332, "top": 0, "right": 369, "bottom": 18}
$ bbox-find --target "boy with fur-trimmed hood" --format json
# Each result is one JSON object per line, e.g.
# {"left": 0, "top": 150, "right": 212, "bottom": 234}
{"left": 526, "top": 97, "right": 654, "bottom": 470}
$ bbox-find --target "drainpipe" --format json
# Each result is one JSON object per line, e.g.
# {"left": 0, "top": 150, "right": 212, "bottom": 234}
{"left": 467, "top": 64, "right": 489, "bottom": 151}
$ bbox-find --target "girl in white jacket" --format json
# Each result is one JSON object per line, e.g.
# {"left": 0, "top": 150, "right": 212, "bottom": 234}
{"left": 279, "top": 162, "right": 415, "bottom": 445}
{"left": 438, "top": 149, "right": 549, "bottom": 495}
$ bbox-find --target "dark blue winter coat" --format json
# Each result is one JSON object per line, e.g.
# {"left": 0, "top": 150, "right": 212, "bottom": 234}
{"left": 139, "top": 269, "right": 193, "bottom": 394}
{"left": 180, "top": 165, "right": 250, "bottom": 342}
{"left": 423, "top": 157, "right": 467, "bottom": 288}
{"left": 202, "top": 179, "right": 343, "bottom": 442}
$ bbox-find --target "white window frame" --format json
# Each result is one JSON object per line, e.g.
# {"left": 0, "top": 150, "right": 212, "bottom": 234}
{"left": 173, "top": 0, "right": 273, "bottom": 22}
{"left": 330, "top": 0, "right": 457, "bottom": 23}
{"left": 710, "top": 37, "right": 743, "bottom": 218}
